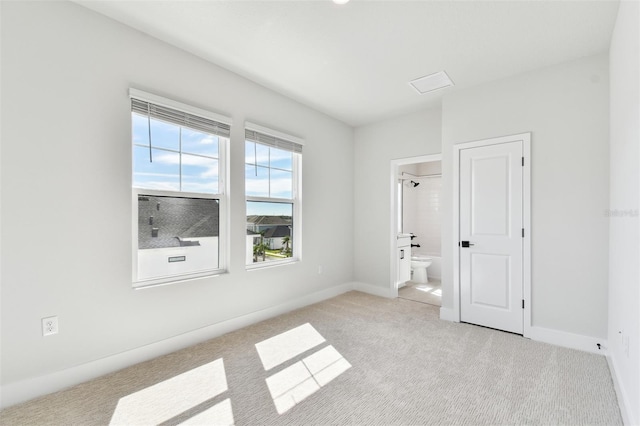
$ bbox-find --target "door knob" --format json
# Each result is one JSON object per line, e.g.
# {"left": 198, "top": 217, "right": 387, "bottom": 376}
{"left": 460, "top": 241, "right": 475, "bottom": 247}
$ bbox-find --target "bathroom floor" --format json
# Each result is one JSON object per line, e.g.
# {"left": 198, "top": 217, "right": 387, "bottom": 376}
{"left": 398, "top": 279, "right": 442, "bottom": 307}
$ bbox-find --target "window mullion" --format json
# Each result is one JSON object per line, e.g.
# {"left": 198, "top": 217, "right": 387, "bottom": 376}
{"left": 268, "top": 147, "right": 272, "bottom": 198}
{"left": 292, "top": 154, "right": 297, "bottom": 200}
{"left": 147, "top": 103, "right": 153, "bottom": 163}
{"left": 179, "top": 126, "right": 183, "bottom": 191}
{"left": 134, "top": 144, "right": 181, "bottom": 155}
{"left": 246, "top": 195, "right": 292, "bottom": 203}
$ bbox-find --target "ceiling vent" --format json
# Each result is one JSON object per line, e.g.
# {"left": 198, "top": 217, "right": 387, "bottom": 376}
{"left": 409, "top": 71, "right": 454, "bottom": 94}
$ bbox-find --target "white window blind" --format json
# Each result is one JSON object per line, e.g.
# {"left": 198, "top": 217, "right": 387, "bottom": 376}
{"left": 245, "top": 129, "right": 303, "bottom": 154}
{"left": 131, "top": 98, "right": 231, "bottom": 138}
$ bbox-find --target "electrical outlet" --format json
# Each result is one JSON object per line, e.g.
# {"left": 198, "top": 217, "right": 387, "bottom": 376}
{"left": 42, "top": 316, "right": 59, "bottom": 336}
{"left": 318, "top": 265, "right": 323, "bottom": 274}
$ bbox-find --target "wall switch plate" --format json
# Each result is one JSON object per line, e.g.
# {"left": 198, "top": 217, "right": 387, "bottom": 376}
{"left": 42, "top": 316, "right": 59, "bottom": 336}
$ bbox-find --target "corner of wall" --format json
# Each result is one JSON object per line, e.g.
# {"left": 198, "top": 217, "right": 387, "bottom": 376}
{"left": 607, "top": 354, "right": 637, "bottom": 426}
{"left": 439, "top": 307, "right": 458, "bottom": 322}
{"left": 352, "top": 282, "right": 395, "bottom": 299}
{"left": 527, "top": 326, "right": 607, "bottom": 355}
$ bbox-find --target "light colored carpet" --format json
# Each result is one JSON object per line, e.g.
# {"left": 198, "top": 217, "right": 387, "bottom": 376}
{"left": 398, "top": 280, "right": 442, "bottom": 306}
{"left": 0, "top": 291, "right": 621, "bottom": 425}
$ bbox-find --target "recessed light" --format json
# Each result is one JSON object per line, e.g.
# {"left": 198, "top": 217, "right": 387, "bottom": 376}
{"left": 333, "top": 0, "right": 350, "bottom": 4}
{"left": 409, "top": 71, "right": 454, "bottom": 94}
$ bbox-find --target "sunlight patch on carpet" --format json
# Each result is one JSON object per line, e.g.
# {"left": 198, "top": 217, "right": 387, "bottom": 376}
{"left": 178, "top": 398, "right": 234, "bottom": 426}
{"left": 257, "top": 324, "right": 352, "bottom": 415}
{"left": 255, "top": 323, "right": 326, "bottom": 371}
{"left": 109, "top": 358, "right": 233, "bottom": 425}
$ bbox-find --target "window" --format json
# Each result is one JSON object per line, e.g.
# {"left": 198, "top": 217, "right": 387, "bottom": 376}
{"left": 245, "top": 123, "right": 302, "bottom": 267}
{"left": 130, "top": 89, "right": 230, "bottom": 287}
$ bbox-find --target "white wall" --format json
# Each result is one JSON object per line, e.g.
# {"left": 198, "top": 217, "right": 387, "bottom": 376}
{"left": 426, "top": 256, "right": 441, "bottom": 281}
{"left": 608, "top": 1, "right": 640, "bottom": 423}
{"left": 354, "top": 108, "right": 442, "bottom": 290}
{"left": 401, "top": 164, "right": 442, "bottom": 257}
{"left": 0, "top": 0, "right": 354, "bottom": 404}
{"left": 441, "top": 54, "right": 610, "bottom": 339}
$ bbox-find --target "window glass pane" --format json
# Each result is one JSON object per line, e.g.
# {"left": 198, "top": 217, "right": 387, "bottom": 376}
{"left": 149, "top": 118, "right": 180, "bottom": 151}
{"left": 245, "top": 164, "right": 270, "bottom": 197}
{"left": 270, "top": 147, "right": 293, "bottom": 171}
{"left": 182, "top": 154, "right": 218, "bottom": 194}
{"left": 182, "top": 128, "right": 218, "bottom": 158}
{"left": 270, "top": 169, "right": 293, "bottom": 199}
{"left": 132, "top": 112, "right": 150, "bottom": 146}
{"left": 246, "top": 201, "right": 293, "bottom": 265}
{"left": 133, "top": 146, "right": 180, "bottom": 191}
{"left": 245, "top": 141, "right": 269, "bottom": 167}
{"left": 137, "top": 195, "right": 220, "bottom": 280}
{"left": 245, "top": 141, "right": 255, "bottom": 164}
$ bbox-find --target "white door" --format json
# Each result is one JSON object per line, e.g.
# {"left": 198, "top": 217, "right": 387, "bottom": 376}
{"left": 459, "top": 140, "right": 524, "bottom": 334}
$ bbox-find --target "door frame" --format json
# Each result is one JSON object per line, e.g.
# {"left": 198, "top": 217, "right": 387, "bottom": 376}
{"left": 452, "top": 133, "right": 531, "bottom": 337}
{"left": 389, "top": 153, "right": 442, "bottom": 297}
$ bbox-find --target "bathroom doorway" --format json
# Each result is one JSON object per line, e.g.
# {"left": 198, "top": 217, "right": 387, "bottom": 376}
{"left": 390, "top": 154, "right": 442, "bottom": 307}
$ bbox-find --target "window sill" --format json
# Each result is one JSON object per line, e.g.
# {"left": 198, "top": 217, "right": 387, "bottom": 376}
{"left": 246, "top": 258, "right": 299, "bottom": 271}
{"left": 133, "top": 269, "right": 227, "bottom": 290}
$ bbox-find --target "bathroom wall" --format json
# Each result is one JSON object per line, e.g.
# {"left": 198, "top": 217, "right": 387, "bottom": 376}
{"left": 427, "top": 257, "right": 441, "bottom": 280}
{"left": 400, "top": 161, "right": 442, "bottom": 258}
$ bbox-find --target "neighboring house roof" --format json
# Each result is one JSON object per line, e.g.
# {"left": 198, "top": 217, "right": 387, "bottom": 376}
{"left": 246, "top": 215, "right": 292, "bottom": 226}
{"left": 138, "top": 195, "right": 219, "bottom": 249}
{"left": 263, "top": 225, "right": 291, "bottom": 239}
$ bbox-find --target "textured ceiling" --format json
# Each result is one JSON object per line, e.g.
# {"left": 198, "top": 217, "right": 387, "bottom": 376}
{"left": 77, "top": 0, "right": 619, "bottom": 127}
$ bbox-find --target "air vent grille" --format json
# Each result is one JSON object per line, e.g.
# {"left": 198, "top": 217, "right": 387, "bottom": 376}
{"left": 409, "top": 71, "right": 454, "bottom": 94}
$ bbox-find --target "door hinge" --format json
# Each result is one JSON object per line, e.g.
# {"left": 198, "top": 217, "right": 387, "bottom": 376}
{"left": 522, "top": 228, "right": 525, "bottom": 238}
{"left": 522, "top": 157, "right": 524, "bottom": 166}
{"left": 522, "top": 299, "right": 525, "bottom": 309}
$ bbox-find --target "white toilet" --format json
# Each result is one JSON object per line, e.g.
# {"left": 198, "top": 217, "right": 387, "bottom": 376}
{"left": 410, "top": 254, "right": 432, "bottom": 283}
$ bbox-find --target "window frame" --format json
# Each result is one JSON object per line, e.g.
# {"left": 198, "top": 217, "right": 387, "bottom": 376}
{"left": 130, "top": 89, "right": 230, "bottom": 288}
{"left": 245, "top": 122, "right": 303, "bottom": 270}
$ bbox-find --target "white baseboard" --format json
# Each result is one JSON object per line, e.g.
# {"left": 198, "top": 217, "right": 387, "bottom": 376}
{"left": 607, "top": 354, "right": 637, "bottom": 426}
{"left": 0, "top": 282, "right": 354, "bottom": 410}
{"left": 352, "top": 281, "right": 394, "bottom": 298}
{"left": 439, "top": 307, "right": 458, "bottom": 322}
{"left": 438, "top": 313, "right": 606, "bottom": 356}
{"left": 527, "top": 326, "right": 607, "bottom": 355}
